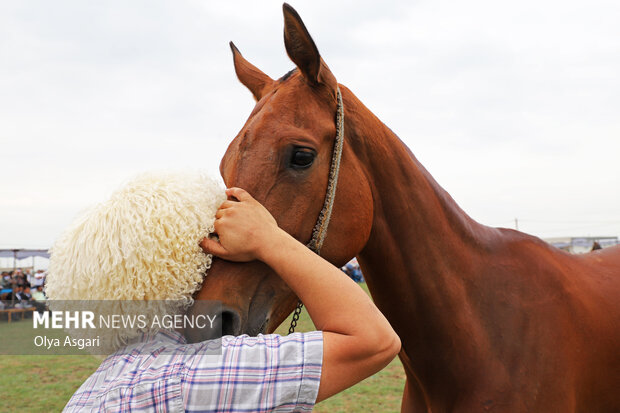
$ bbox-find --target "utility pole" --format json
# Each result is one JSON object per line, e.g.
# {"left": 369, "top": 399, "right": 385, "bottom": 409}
{"left": 515, "top": 218, "right": 519, "bottom": 231}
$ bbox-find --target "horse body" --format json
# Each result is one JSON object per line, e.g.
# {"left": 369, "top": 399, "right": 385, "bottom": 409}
{"left": 343, "top": 84, "right": 620, "bottom": 411}
{"left": 190, "top": 5, "right": 620, "bottom": 411}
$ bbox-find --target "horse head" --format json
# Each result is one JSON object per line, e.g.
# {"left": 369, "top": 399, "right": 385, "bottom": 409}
{"left": 186, "top": 4, "right": 374, "bottom": 342}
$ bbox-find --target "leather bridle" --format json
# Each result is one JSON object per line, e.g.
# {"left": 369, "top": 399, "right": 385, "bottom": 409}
{"left": 288, "top": 86, "right": 345, "bottom": 334}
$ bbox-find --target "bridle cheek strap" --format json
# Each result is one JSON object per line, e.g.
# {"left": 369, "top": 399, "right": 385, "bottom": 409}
{"left": 306, "top": 86, "right": 345, "bottom": 255}
{"left": 289, "top": 86, "right": 345, "bottom": 334}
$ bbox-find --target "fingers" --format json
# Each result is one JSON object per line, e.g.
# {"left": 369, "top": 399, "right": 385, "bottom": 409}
{"left": 218, "top": 200, "right": 236, "bottom": 209}
{"left": 200, "top": 237, "right": 229, "bottom": 258}
{"left": 216, "top": 200, "right": 237, "bottom": 219}
{"left": 226, "top": 187, "right": 253, "bottom": 202}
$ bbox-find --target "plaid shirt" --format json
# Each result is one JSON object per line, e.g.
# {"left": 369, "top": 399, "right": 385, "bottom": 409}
{"left": 65, "top": 330, "right": 323, "bottom": 412}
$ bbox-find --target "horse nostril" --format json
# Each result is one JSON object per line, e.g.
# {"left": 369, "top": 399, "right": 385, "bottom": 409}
{"left": 221, "top": 309, "right": 241, "bottom": 336}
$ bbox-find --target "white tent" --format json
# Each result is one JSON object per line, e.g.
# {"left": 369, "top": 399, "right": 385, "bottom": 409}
{"left": 0, "top": 249, "right": 50, "bottom": 271}
{"left": 0, "top": 249, "right": 50, "bottom": 259}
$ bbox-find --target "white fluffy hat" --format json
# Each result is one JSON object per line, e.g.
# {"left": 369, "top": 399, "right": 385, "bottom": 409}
{"left": 45, "top": 171, "right": 226, "bottom": 351}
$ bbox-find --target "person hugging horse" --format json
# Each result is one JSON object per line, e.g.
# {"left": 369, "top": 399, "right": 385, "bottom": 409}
{"left": 46, "top": 171, "right": 399, "bottom": 412}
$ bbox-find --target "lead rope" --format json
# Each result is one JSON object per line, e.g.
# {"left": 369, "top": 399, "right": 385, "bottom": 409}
{"left": 288, "top": 87, "right": 345, "bottom": 335}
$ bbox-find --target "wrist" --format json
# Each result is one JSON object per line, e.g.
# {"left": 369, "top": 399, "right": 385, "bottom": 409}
{"left": 255, "top": 227, "right": 296, "bottom": 264}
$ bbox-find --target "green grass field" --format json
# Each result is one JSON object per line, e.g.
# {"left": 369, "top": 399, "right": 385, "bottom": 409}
{"left": 0, "top": 283, "right": 405, "bottom": 412}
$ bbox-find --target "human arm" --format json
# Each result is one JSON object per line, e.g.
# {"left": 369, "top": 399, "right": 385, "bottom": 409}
{"left": 201, "top": 187, "right": 401, "bottom": 402}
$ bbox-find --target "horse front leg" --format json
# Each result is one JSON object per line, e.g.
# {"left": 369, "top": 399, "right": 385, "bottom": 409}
{"left": 401, "top": 377, "right": 432, "bottom": 413}
{"left": 400, "top": 350, "right": 431, "bottom": 412}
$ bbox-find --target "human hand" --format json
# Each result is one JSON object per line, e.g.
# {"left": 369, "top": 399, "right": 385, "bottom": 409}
{"left": 200, "top": 187, "right": 283, "bottom": 262}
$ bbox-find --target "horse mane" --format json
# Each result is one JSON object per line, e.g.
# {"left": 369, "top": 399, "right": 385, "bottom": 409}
{"left": 279, "top": 68, "right": 297, "bottom": 82}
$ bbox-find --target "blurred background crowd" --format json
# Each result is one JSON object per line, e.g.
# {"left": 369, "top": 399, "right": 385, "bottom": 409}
{"left": 0, "top": 269, "right": 47, "bottom": 311}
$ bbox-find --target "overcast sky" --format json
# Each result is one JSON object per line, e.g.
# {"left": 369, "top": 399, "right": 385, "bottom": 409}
{"left": 1, "top": 0, "right": 619, "bottom": 253}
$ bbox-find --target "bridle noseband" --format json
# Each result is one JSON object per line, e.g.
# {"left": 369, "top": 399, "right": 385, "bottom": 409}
{"left": 288, "top": 86, "right": 345, "bottom": 334}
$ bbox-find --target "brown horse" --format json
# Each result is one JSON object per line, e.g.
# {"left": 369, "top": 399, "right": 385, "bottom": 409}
{"left": 188, "top": 4, "right": 620, "bottom": 412}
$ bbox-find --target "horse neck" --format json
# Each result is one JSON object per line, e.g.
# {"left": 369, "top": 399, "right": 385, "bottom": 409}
{"left": 344, "top": 88, "right": 493, "bottom": 356}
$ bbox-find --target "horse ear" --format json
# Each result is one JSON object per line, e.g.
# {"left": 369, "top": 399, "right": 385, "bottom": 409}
{"left": 229, "top": 42, "right": 274, "bottom": 101}
{"left": 282, "top": 3, "right": 337, "bottom": 91}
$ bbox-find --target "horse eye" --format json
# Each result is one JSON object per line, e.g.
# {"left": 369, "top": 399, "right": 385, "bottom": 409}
{"left": 290, "top": 150, "right": 315, "bottom": 168}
